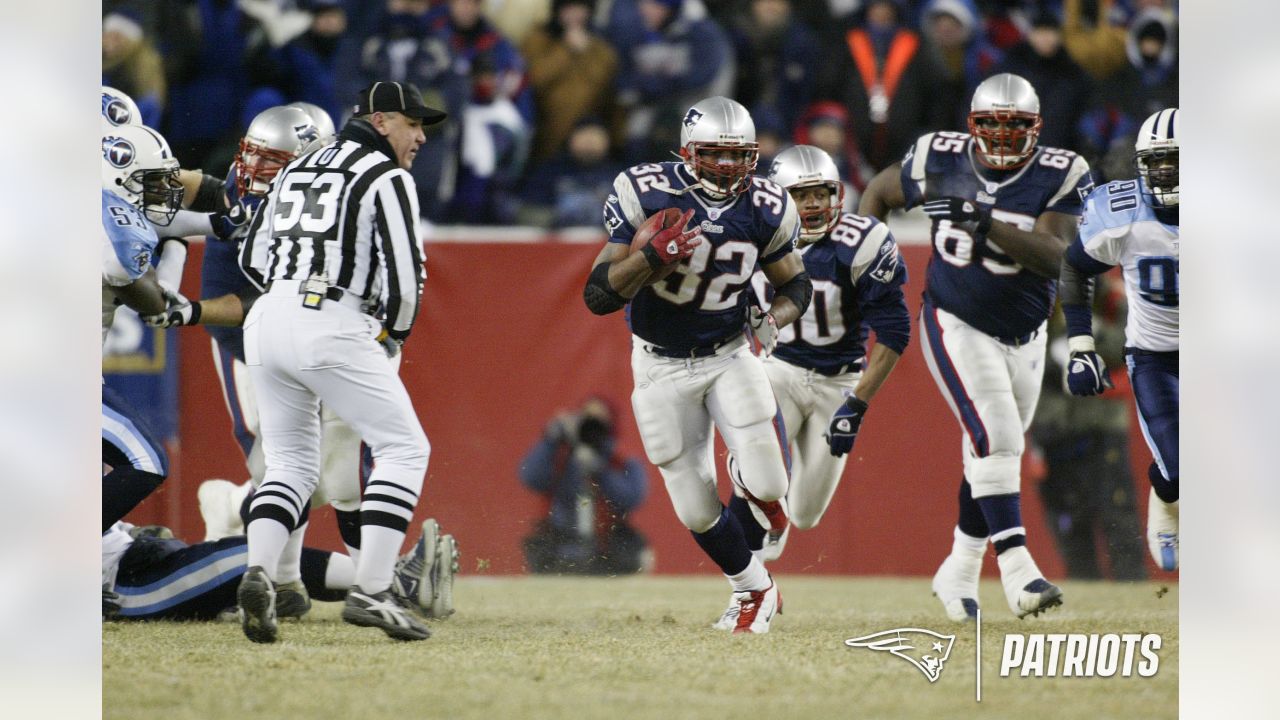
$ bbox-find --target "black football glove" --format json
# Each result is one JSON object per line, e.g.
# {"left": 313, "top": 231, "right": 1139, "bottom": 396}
{"left": 923, "top": 197, "right": 993, "bottom": 236}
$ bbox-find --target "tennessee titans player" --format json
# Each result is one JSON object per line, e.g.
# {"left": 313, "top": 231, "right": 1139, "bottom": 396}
{"left": 1060, "top": 108, "right": 1179, "bottom": 571}
{"left": 861, "top": 73, "right": 1094, "bottom": 621}
{"left": 584, "top": 96, "right": 812, "bottom": 634}
{"left": 736, "top": 144, "right": 910, "bottom": 561}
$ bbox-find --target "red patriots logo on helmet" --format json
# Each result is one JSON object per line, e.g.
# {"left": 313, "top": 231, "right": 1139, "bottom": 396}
{"left": 846, "top": 628, "right": 956, "bottom": 682}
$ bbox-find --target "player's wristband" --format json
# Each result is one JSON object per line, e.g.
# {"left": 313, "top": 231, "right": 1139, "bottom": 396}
{"left": 640, "top": 243, "right": 664, "bottom": 270}
{"left": 1067, "top": 335, "right": 1096, "bottom": 354}
{"left": 186, "top": 301, "right": 203, "bottom": 326}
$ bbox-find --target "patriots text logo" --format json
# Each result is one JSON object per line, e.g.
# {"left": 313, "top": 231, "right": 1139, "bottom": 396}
{"left": 846, "top": 628, "right": 955, "bottom": 682}
{"left": 102, "top": 136, "right": 135, "bottom": 169}
{"left": 683, "top": 108, "right": 703, "bottom": 130}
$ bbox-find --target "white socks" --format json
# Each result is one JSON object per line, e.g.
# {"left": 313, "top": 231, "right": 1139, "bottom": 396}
{"left": 354, "top": 525, "right": 405, "bottom": 594}
{"left": 727, "top": 555, "right": 771, "bottom": 593}
{"left": 246, "top": 518, "right": 289, "bottom": 580}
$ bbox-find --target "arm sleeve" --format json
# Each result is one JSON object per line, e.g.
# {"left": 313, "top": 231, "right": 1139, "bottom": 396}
{"left": 760, "top": 184, "right": 800, "bottom": 263}
{"left": 851, "top": 225, "right": 911, "bottom": 354}
{"left": 899, "top": 133, "right": 934, "bottom": 209}
{"left": 519, "top": 434, "right": 564, "bottom": 494}
{"left": 1045, "top": 155, "right": 1094, "bottom": 216}
{"left": 372, "top": 171, "right": 426, "bottom": 341}
{"left": 602, "top": 171, "right": 644, "bottom": 244}
{"left": 159, "top": 209, "right": 215, "bottom": 239}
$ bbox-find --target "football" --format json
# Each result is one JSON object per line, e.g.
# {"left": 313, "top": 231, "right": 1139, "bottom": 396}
{"left": 630, "top": 207, "right": 691, "bottom": 285}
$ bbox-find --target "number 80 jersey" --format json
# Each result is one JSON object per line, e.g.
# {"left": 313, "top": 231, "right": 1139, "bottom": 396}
{"left": 604, "top": 162, "right": 799, "bottom": 351}
{"left": 900, "top": 131, "right": 1093, "bottom": 339}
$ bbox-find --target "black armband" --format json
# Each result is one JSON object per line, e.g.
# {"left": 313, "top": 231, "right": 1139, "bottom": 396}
{"left": 190, "top": 173, "right": 227, "bottom": 212}
{"left": 584, "top": 262, "right": 628, "bottom": 315}
{"left": 775, "top": 270, "right": 813, "bottom": 316}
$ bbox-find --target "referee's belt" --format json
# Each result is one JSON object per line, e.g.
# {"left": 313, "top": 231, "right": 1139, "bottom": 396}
{"left": 642, "top": 334, "right": 742, "bottom": 359}
{"left": 265, "top": 279, "right": 372, "bottom": 315}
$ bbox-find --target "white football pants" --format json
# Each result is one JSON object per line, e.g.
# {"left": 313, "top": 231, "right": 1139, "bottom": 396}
{"left": 631, "top": 334, "right": 789, "bottom": 533}
{"left": 761, "top": 356, "right": 861, "bottom": 529}
{"left": 919, "top": 304, "right": 1046, "bottom": 498}
{"left": 244, "top": 285, "right": 429, "bottom": 535}
{"left": 211, "top": 338, "right": 385, "bottom": 513}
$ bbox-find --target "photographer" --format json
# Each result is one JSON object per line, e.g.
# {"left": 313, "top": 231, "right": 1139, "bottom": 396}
{"left": 519, "top": 397, "right": 650, "bottom": 575}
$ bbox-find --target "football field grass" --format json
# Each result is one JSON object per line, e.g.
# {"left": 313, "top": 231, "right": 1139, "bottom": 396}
{"left": 103, "top": 576, "right": 1177, "bottom": 720}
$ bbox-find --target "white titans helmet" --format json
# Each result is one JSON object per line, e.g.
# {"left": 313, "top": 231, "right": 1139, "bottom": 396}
{"left": 235, "top": 105, "right": 320, "bottom": 196}
{"left": 101, "top": 86, "right": 141, "bottom": 129}
{"left": 1135, "top": 108, "right": 1179, "bottom": 207}
{"left": 101, "top": 124, "right": 182, "bottom": 226}
{"left": 768, "top": 144, "right": 843, "bottom": 244}
{"left": 288, "top": 101, "right": 337, "bottom": 151}
{"left": 968, "top": 73, "right": 1042, "bottom": 169}
{"left": 678, "top": 96, "right": 758, "bottom": 197}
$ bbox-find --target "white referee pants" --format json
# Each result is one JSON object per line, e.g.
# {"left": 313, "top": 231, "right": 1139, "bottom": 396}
{"left": 244, "top": 289, "right": 429, "bottom": 535}
{"left": 630, "top": 334, "right": 789, "bottom": 533}
{"left": 761, "top": 356, "right": 861, "bottom": 529}
{"left": 919, "top": 304, "right": 1045, "bottom": 498}
{"left": 212, "top": 338, "right": 388, "bottom": 512}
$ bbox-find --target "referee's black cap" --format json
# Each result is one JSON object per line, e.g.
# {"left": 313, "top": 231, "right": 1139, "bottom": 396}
{"left": 355, "top": 82, "right": 448, "bottom": 125}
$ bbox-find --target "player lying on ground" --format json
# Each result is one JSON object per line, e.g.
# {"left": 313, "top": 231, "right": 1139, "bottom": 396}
{"left": 1059, "top": 108, "right": 1179, "bottom": 571}
{"left": 585, "top": 96, "right": 811, "bottom": 634}
{"left": 727, "top": 144, "right": 910, "bottom": 562}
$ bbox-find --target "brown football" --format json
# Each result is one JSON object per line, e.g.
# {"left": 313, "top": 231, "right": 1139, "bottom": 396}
{"left": 630, "top": 207, "right": 689, "bottom": 285}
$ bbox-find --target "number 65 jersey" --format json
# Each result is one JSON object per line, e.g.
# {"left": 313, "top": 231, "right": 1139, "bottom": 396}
{"left": 603, "top": 162, "right": 799, "bottom": 351}
{"left": 900, "top": 131, "right": 1093, "bottom": 340}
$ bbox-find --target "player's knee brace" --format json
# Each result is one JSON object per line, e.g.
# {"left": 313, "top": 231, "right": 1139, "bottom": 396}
{"left": 966, "top": 452, "right": 1022, "bottom": 497}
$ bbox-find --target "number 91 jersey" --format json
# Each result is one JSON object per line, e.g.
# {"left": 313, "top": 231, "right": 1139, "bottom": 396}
{"left": 900, "top": 131, "right": 1093, "bottom": 339}
{"left": 604, "top": 162, "right": 799, "bottom": 351}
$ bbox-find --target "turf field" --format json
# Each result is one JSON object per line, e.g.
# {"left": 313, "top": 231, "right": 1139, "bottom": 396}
{"left": 103, "top": 576, "right": 1177, "bottom": 720}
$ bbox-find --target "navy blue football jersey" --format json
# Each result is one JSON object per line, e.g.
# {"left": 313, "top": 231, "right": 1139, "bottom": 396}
{"left": 603, "top": 162, "right": 800, "bottom": 351}
{"left": 200, "top": 165, "right": 264, "bottom": 362}
{"left": 752, "top": 213, "right": 910, "bottom": 372}
{"left": 900, "top": 131, "right": 1093, "bottom": 338}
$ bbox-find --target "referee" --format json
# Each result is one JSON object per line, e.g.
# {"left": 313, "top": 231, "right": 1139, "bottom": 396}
{"left": 235, "top": 82, "right": 445, "bottom": 643}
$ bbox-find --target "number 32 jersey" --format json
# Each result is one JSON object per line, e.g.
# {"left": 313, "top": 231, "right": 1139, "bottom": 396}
{"left": 900, "top": 132, "right": 1093, "bottom": 339}
{"left": 603, "top": 162, "right": 799, "bottom": 351}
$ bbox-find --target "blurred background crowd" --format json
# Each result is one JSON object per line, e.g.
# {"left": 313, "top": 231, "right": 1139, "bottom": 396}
{"left": 102, "top": 0, "right": 1178, "bottom": 227}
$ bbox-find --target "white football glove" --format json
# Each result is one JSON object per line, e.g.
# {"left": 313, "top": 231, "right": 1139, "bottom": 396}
{"left": 748, "top": 306, "right": 779, "bottom": 357}
{"left": 144, "top": 289, "right": 201, "bottom": 328}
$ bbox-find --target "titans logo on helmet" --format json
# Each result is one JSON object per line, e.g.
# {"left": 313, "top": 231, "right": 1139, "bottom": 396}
{"left": 102, "top": 136, "right": 135, "bottom": 169}
{"left": 101, "top": 95, "right": 133, "bottom": 126}
{"left": 683, "top": 108, "right": 704, "bottom": 130}
{"left": 294, "top": 123, "right": 319, "bottom": 144}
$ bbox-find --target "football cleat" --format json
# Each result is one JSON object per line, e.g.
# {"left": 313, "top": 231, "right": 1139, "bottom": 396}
{"left": 430, "top": 534, "right": 459, "bottom": 619}
{"left": 731, "top": 581, "right": 781, "bottom": 634}
{"left": 931, "top": 552, "right": 982, "bottom": 622}
{"left": 1146, "top": 488, "right": 1179, "bottom": 571}
{"left": 275, "top": 580, "right": 312, "bottom": 620}
{"left": 392, "top": 518, "right": 440, "bottom": 615}
{"left": 712, "top": 597, "right": 741, "bottom": 631}
{"left": 342, "top": 587, "right": 431, "bottom": 641}
{"left": 236, "top": 566, "right": 278, "bottom": 643}
{"left": 996, "top": 546, "right": 1063, "bottom": 618}
{"left": 198, "top": 479, "right": 251, "bottom": 541}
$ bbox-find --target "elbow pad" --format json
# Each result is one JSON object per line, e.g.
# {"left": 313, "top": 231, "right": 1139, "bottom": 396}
{"left": 775, "top": 271, "right": 813, "bottom": 316}
{"left": 190, "top": 173, "right": 227, "bottom": 212}
{"left": 584, "top": 262, "right": 628, "bottom": 315}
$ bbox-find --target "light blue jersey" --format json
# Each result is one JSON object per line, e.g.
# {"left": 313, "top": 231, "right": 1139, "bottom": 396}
{"left": 101, "top": 189, "right": 159, "bottom": 343}
{"left": 1075, "top": 180, "right": 1179, "bottom": 352}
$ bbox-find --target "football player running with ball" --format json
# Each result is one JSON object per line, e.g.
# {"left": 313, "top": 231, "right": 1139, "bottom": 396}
{"left": 732, "top": 145, "right": 910, "bottom": 562}
{"left": 860, "top": 74, "right": 1094, "bottom": 621}
{"left": 1059, "top": 109, "right": 1180, "bottom": 572}
{"left": 584, "top": 96, "right": 812, "bottom": 634}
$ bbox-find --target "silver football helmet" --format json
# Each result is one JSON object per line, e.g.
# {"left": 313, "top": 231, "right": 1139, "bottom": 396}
{"left": 769, "top": 144, "right": 843, "bottom": 244}
{"left": 678, "top": 96, "right": 758, "bottom": 197}
{"left": 101, "top": 86, "right": 141, "bottom": 129}
{"left": 102, "top": 124, "right": 182, "bottom": 226}
{"left": 288, "top": 101, "right": 337, "bottom": 151}
{"left": 1135, "top": 108, "right": 1178, "bottom": 207}
{"left": 968, "top": 73, "right": 1042, "bottom": 169}
{"left": 235, "top": 105, "right": 320, "bottom": 196}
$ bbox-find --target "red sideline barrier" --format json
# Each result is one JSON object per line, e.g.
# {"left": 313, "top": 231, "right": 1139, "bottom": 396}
{"left": 129, "top": 240, "right": 1161, "bottom": 578}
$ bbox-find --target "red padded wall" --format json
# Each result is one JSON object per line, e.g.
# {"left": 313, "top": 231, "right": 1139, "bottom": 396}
{"left": 130, "top": 241, "right": 1159, "bottom": 578}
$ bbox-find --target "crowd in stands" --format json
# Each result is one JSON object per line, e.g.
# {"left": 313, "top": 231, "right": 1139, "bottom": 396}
{"left": 103, "top": 0, "right": 1178, "bottom": 227}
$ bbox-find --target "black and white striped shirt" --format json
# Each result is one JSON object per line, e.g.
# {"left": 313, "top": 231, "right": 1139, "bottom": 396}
{"left": 240, "top": 138, "right": 425, "bottom": 339}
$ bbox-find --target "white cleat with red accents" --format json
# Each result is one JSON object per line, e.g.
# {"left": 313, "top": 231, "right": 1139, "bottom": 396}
{"left": 728, "top": 581, "right": 781, "bottom": 634}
